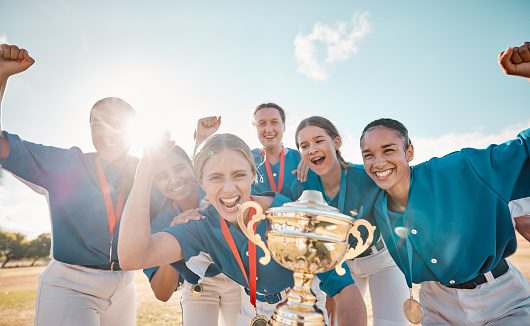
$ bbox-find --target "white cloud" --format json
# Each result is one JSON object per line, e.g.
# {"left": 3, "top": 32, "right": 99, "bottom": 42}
{"left": 411, "top": 122, "right": 530, "bottom": 164}
{"left": 0, "top": 34, "right": 8, "bottom": 44}
{"left": 294, "top": 12, "right": 371, "bottom": 81}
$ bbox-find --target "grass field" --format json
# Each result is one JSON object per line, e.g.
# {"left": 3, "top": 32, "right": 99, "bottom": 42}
{"left": 1, "top": 235, "right": 529, "bottom": 326}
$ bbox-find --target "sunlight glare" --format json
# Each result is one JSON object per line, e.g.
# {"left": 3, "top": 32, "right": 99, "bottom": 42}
{"left": 127, "top": 112, "right": 170, "bottom": 158}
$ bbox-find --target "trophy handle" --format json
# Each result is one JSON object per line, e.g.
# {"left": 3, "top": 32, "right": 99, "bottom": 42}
{"left": 334, "top": 219, "right": 376, "bottom": 276}
{"left": 237, "top": 201, "right": 271, "bottom": 265}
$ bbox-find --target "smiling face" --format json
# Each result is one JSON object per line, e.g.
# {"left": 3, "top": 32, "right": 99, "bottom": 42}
{"left": 360, "top": 126, "right": 414, "bottom": 195}
{"left": 199, "top": 148, "right": 255, "bottom": 223}
{"left": 254, "top": 107, "right": 285, "bottom": 151}
{"left": 153, "top": 151, "right": 197, "bottom": 204}
{"left": 297, "top": 125, "right": 341, "bottom": 177}
{"left": 90, "top": 98, "right": 135, "bottom": 163}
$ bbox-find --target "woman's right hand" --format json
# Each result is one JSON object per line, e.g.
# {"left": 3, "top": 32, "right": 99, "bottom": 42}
{"left": 0, "top": 44, "right": 35, "bottom": 81}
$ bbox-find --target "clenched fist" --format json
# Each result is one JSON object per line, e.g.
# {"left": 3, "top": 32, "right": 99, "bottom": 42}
{"left": 0, "top": 44, "right": 35, "bottom": 81}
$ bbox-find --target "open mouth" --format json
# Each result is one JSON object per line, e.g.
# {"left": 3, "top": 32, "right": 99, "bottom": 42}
{"left": 219, "top": 195, "right": 241, "bottom": 212}
{"left": 310, "top": 156, "right": 325, "bottom": 166}
{"left": 264, "top": 135, "right": 275, "bottom": 140}
{"left": 374, "top": 169, "right": 392, "bottom": 178}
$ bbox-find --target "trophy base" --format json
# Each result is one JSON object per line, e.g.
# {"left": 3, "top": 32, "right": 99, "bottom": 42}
{"left": 270, "top": 271, "right": 325, "bottom": 326}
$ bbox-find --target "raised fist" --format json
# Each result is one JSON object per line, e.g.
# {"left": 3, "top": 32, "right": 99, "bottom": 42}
{"left": 498, "top": 42, "right": 530, "bottom": 79}
{"left": 0, "top": 44, "right": 35, "bottom": 80}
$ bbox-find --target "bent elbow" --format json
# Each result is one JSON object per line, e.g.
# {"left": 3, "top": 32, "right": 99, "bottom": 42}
{"left": 119, "top": 260, "right": 138, "bottom": 271}
{"left": 118, "top": 254, "right": 142, "bottom": 271}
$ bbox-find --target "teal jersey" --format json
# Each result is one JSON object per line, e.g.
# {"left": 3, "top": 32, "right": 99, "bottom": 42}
{"left": 375, "top": 128, "right": 530, "bottom": 286}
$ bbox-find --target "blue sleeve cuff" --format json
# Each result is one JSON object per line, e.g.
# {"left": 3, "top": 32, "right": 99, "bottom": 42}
{"left": 316, "top": 261, "right": 354, "bottom": 297}
{"left": 143, "top": 266, "right": 160, "bottom": 282}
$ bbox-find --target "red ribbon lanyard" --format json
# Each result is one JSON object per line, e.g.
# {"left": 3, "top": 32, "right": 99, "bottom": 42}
{"left": 260, "top": 147, "right": 285, "bottom": 193}
{"left": 220, "top": 197, "right": 258, "bottom": 307}
{"left": 96, "top": 157, "right": 128, "bottom": 235}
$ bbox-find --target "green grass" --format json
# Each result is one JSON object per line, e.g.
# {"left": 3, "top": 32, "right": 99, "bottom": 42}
{"left": 0, "top": 265, "right": 183, "bottom": 326}
{"left": 0, "top": 290, "right": 38, "bottom": 325}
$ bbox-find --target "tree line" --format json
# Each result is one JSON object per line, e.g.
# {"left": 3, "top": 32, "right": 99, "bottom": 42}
{"left": 0, "top": 228, "right": 51, "bottom": 268}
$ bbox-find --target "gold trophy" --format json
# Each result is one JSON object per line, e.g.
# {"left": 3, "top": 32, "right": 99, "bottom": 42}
{"left": 238, "top": 190, "right": 375, "bottom": 325}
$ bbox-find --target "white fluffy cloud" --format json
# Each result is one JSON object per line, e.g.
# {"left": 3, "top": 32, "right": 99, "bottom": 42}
{"left": 294, "top": 12, "right": 371, "bottom": 81}
{"left": 0, "top": 34, "right": 8, "bottom": 44}
{"left": 411, "top": 122, "right": 530, "bottom": 164}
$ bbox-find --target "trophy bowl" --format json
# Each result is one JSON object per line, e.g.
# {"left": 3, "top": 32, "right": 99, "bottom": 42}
{"left": 237, "top": 190, "right": 375, "bottom": 326}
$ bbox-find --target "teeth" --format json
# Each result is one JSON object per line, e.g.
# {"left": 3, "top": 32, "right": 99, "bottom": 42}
{"left": 265, "top": 135, "right": 274, "bottom": 139}
{"left": 221, "top": 196, "right": 238, "bottom": 204}
{"left": 311, "top": 157, "right": 324, "bottom": 165}
{"left": 171, "top": 184, "right": 185, "bottom": 191}
{"left": 220, "top": 196, "right": 240, "bottom": 211}
{"left": 375, "top": 169, "right": 392, "bottom": 177}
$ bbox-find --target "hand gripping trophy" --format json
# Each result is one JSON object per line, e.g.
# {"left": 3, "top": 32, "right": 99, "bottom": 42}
{"left": 237, "top": 190, "right": 375, "bottom": 326}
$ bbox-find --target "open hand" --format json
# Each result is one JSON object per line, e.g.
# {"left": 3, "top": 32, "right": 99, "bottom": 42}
{"left": 170, "top": 208, "right": 205, "bottom": 226}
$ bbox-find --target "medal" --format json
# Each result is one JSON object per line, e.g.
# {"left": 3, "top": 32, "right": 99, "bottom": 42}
{"left": 191, "top": 283, "right": 203, "bottom": 297}
{"left": 382, "top": 190, "right": 424, "bottom": 325}
{"left": 249, "top": 313, "right": 269, "bottom": 326}
{"left": 403, "top": 289, "right": 424, "bottom": 324}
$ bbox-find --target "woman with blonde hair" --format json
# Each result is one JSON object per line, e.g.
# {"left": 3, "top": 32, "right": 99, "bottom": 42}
{"left": 119, "top": 133, "right": 367, "bottom": 326}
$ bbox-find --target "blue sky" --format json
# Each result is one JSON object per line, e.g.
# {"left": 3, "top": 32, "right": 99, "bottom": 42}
{"left": 1, "top": 0, "right": 529, "bottom": 238}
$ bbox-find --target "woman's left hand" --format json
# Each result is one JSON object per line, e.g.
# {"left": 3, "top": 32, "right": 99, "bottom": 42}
{"left": 170, "top": 208, "right": 205, "bottom": 226}
{"left": 293, "top": 159, "right": 309, "bottom": 183}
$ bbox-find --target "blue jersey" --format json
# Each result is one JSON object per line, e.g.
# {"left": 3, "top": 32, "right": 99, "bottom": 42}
{"left": 0, "top": 132, "right": 138, "bottom": 265}
{"left": 162, "top": 192, "right": 354, "bottom": 299}
{"left": 252, "top": 147, "right": 301, "bottom": 197}
{"left": 375, "top": 128, "right": 530, "bottom": 287}
{"left": 289, "top": 163, "right": 381, "bottom": 245}
{"left": 143, "top": 187, "right": 209, "bottom": 284}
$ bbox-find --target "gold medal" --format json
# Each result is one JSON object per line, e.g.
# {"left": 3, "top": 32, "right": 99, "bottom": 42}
{"left": 403, "top": 293, "right": 424, "bottom": 324}
{"left": 190, "top": 283, "right": 203, "bottom": 297}
{"left": 249, "top": 314, "right": 269, "bottom": 326}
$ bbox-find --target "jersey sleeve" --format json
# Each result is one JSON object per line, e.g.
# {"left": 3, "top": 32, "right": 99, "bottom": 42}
{"left": 459, "top": 128, "right": 530, "bottom": 205}
{"left": 160, "top": 221, "right": 210, "bottom": 283}
{"left": 315, "top": 261, "right": 355, "bottom": 297}
{"left": 0, "top": 131, "right": 79, "bottom": 190}
{"left": 289, "top": 179, "right": 304, "bottom": 201}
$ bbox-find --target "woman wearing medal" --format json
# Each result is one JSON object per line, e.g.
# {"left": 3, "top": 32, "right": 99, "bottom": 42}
{"left": 143, "top": 142, "right": 242, "bottom": 326}
{"left": 249, "top": 103, "right": 333, "bottom": 321}
{"left": 251, "top": 103, "right": 309, "bottom": 196}
{"left": 119, "top": 133, "right": 368, "bottom": 326}
{"left": 290, "top": 116, "right": 410, "bottom": 326}
{"left": 358, "top": 43, "right": 530, "bottom": 325}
